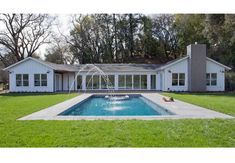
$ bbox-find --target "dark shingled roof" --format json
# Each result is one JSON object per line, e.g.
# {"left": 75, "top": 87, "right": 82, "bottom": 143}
{"left": 43, "top": 61, "right": 78, "bottom": 72}
{"left": 35, "top": 57, "right": 187, "bottom": 72}
{"left": 76, "top": 64, "right": 163, "bottom": 72}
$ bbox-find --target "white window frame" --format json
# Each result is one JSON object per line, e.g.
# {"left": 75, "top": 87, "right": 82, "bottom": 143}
{"left": 206, "top": 73, "right": 217, "bottom": 86}
{"left": 16, "top": 74, "right": 22, "bottom": 87}
{"left": 172, "top": 73, "right": 185, "bottom": 86}
{"left": 16, "top": 74, "right": 29, "bottom": 87}
{"left": 140, "top": 75, "right": 147, "bottom": 90}
{"left": 34, "top": 74, "right": 47, "bottom": 87}
{"left": 41, "top": 74, "right": 47, "bottom": 86}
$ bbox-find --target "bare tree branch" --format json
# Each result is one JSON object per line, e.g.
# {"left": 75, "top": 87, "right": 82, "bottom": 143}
{"left": 0, "top": 14, "right": 55, "bottom": 64}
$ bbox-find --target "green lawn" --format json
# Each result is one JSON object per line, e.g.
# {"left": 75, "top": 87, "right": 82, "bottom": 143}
{"left": 162, "top": 92, "right": 235, "bottom": 116}
{"left": 0, "top": 92, "right": 234, "bottom": 147}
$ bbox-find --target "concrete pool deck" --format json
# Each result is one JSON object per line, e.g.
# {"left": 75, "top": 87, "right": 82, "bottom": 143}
{"left": 19, "top": 93, "right": 233, "bottom": 120}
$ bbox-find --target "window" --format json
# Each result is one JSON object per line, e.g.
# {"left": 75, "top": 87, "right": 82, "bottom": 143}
{"left": 100, "top": 75, "right": 114, "bottom": 89}
{"left": 133, "top": 75, "right": 140, "bottom": 89}
{"left": 172, "top": 73, "right": 178, "bottom": 86}
{"left": 34, "top": 74, "right": 40, "bottom": 86}
{"left": 107, "top": 75, "right": 114, "bottom": 89}
{"left": 172, "top": 73, "right": 185, "bottom": 86}
{"left": 86, "top": 75, "right": 92, "bottom": 89}
{"left": 141, "top": 75, "right": 147, "bottom": 89}
{"left": 179, "top": 73, "right": 185, "bottom": 86}
{"left": 118, "top": 75, "right": 132, "bottom": 89}
{"left": 126, "top": 75, "right": 132, "bottom": 89}
{"left": 41, "top": 74, "right": 47, "bottom": 86}
{"left": 16, "top": 74, "right": 22, "bottom": 86}
{"left": 93, "top": 75, "right": 100, "bottom": 89}
{"left": 16, "top": 74, "right": 28, "bottom": 87}
{"left": 211, "top": 73, "right": 217, "bottom": 86}
{"left": 101, "top": 76, "right": 107, "bottom": 89}
{"left": 77, "top": 75, "right": 82, "bottom": 90}
{"left": 151, "top": 75, "right": 156, "bottom": 90}
{"left": 118, "top": 75, "right": 125, "bottom": 89}
{"left": 206, "top": 73, "right": 217, "bottom": 86}
{"left": 34, "top": 74, "right": 47, "bottom": 87}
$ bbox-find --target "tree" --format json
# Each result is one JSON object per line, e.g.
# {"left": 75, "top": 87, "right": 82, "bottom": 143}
{"left": 152, "top": 14, "right": 178, "bottom": 61}
{"left": 174, "top": 14, "right": 207, "bottom": 55}
{"left": 0, "top": 14, "right": 55, "bottom": 66}
{"left": 45, "top": 47, "right": 66, "bottom": 64}
{"left": 55, "top": 13, "right": 235, "bottom": 68}
{"left": 0, "top": 60, "right": 8, "bottom": 84}
{"left": 68, "top": 15, "right": 100, "bottom": 64}
{"left": 204, "top": 14, "right": 235, "bottom": 69}
{"left": 139, "top": 15, "right": 159, "bottom": 59}
{"left": 45, "top": 41, "right": 75, "bottom": 64}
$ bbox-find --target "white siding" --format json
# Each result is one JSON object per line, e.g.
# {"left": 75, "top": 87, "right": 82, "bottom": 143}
{"left": 8, "top": 59, "right": 54, "bottom": 92}
{"left": 163, "top": 59, "right": 188, "bottom": 91}
{"left": 206, "top": 60, "right": 225, "bottom": 91}
{"left": 156, "top": 72, "right": 163, "bottom": 90}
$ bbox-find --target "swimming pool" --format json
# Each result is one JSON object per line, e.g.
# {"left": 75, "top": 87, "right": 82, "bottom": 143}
{"left": 59, "top": 95, "right": 173, "bottom": 116}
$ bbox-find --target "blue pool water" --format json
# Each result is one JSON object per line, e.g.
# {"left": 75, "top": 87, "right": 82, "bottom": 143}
{"left": 59, "top": 95, "right": 172, "bottom": 116}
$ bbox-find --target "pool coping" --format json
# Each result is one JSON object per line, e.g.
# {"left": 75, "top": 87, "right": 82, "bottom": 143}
{"left": 19, "top": 93, "right": 233, "bottom": 120}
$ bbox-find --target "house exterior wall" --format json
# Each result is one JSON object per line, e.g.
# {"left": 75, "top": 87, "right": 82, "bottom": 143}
{"left": 163, "top": 58, "right": 188, "bottom": 91}
{"left": 206, "top": 60, "right": 225, "bottom": 91}
{"left": 156, "top": 71, "right": 163, "bottom": 90}
{"left": 4, "top": 50, "right": 228, "bottom": 93}
{"left": 8, "top": 59, "right": 54, "bottom": 92}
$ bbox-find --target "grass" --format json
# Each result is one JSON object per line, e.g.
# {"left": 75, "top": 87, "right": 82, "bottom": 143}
{"left": 0, "top": 92, "right": 234, "bottom": 147}
{"left": 162, "top": 92, "right": 235, "bottom": 116}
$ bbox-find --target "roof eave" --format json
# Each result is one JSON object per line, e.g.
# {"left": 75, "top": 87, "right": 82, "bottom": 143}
{"left": 206, "top": 57, "right": 231, "bottom": 70}
{"left": 3, "top": 57, "right": 55, "bottom": 71}
{"left": 158, "top": 56, "right": 189, "bottom": 70}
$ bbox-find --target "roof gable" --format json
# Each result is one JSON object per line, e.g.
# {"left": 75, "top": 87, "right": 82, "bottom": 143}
{"left": 3, "top": 57, "right": 78, "bottom": 72}
{"left": 3, "top": 57, "right": 54, "bottom": 71}
{"left": 158, "top": 56, "right": 189, "bottom": 70}
{"left": 206, "top": 57, "right": 231, "bottom": 70}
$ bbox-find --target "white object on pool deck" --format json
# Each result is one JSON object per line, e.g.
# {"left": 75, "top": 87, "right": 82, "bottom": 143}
{"left": 19, "top": 93, "right": 233, "bottom": 120}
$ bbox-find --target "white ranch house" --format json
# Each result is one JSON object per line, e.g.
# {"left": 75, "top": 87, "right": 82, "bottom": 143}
{"left": 3, "top": 44, "right": 231, "bottom": 92}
